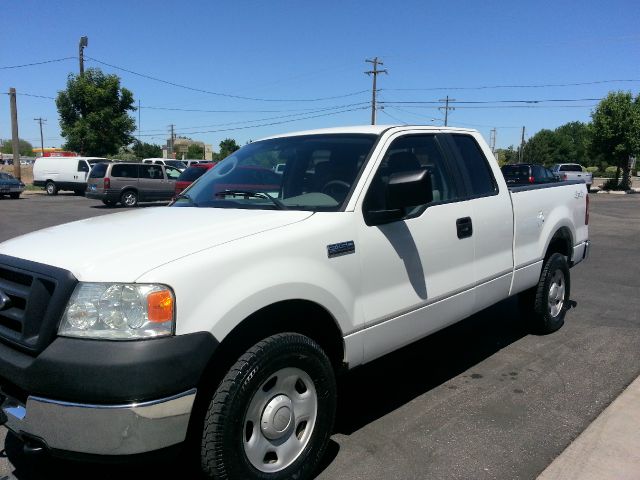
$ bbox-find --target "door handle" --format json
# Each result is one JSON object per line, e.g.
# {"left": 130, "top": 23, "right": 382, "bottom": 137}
{"left": 456, "top": 217, "right": 473, "bottom": 239}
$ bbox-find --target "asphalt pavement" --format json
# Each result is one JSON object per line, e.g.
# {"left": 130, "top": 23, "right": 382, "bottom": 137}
{"left": 0, "top": 192, "right": 638, "bottom": 479}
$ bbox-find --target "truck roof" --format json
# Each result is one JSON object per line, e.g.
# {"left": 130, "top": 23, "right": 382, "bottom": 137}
{"left": 258, "top": 124, "right": 477, "bottom": 141}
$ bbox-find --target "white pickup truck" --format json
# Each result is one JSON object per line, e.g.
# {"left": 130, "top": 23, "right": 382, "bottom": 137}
{"left": 0, "top": 126, "right": 589, "bottom": 479}
{"left": 551, "top": 163, "right": 593, "bottom": 191}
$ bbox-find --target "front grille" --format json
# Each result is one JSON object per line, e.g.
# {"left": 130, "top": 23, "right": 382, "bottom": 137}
{"left": 0, "top": 255, "right": 77, "bottom": 355}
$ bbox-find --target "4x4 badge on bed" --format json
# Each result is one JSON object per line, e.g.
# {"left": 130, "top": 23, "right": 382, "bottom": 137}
{"left": 0, "top": 289, "right": 11, "bottom": 311}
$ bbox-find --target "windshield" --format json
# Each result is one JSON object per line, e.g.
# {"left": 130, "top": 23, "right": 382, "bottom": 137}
{"left": 172, "top": 134, "right": 377, "bottom": 211}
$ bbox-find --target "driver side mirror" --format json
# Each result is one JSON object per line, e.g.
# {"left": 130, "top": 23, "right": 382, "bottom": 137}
{"left": 366, "top": 168, "right": 433, "bottom": 226}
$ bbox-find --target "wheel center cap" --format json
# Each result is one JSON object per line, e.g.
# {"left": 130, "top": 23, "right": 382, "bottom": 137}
{"left": 261, "top": 394, "right": 293, "bottom": 440}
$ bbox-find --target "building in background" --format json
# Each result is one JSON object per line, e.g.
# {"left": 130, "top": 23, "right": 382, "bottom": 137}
{"left": 163, "top": 138, "right": 213, "bottom": 160}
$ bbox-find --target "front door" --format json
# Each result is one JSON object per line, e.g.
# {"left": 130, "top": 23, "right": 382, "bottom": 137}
{"left": 356, "top": 132, "right": 476, "bottom": 363}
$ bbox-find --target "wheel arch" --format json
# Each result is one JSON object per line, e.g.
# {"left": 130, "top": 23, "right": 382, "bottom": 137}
{"left": 204, "top": 299, "right": 344, "bottom": 382}
{"left": 544, "top": 226, "right": 573, "bottom": 263}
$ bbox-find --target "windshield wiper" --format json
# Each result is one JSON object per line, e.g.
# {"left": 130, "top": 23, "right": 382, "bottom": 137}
{"left": 174, "top": 192, "right": 199, "bottom": 207}
{"left": 215, "top": 190, "right": 288, "bottom": 210}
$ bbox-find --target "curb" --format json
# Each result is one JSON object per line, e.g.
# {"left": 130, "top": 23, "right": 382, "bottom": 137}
{"left": 538, "top": 376, "right": 640, "bottom": 480}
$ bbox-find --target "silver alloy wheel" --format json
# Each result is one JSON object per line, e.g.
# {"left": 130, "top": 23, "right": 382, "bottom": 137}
{"left": 122, "top": 192, "right": 137, "bottom": 207}
{"left": 548, "top": 270, "right": 565, "bottom": 317}
{"left": 243, "top": 367, "right": 318, "bottom": 473}
{"left": 46, "top": 182, "right": 55, "bottom": 195}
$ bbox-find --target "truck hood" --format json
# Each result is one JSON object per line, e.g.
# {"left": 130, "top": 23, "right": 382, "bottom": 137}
{"left": 0, "top": 207, "right": 313, "bottom": 282}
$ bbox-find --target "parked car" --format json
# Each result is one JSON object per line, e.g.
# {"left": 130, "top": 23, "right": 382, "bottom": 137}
{"left": 86, "top": 162, "right": 181, "bottom": 207}
{"left": 142, "top": 158, "right": 187, "bottom": 171}
{"left": 501, "top": 163, "right": 558, "bottom": 185}
{"left": 0, "top": 126, "right": 590, "bottom": 480}
{"left": 551, "top": 163, "right": 593, "bottom": 191}
{"left": 32, "top": 156, "right": 108, "bottom": 195}
{"left": 0, "top": 172, "right": 25, "bottom": 199}
{"left": 175, "top": 162, "right": 217, "bottom": 195}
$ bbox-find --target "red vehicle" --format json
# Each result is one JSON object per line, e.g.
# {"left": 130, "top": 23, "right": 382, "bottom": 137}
{"left": 175, "top": 163, "right": 217, "bottom": 195}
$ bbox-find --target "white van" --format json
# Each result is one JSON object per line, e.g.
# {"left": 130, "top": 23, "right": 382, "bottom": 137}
{"left": 142, "top": 158, "right": 187, "bottom": 171}
{"left": 33, "top": 156, "right": 107, "bottom": 195}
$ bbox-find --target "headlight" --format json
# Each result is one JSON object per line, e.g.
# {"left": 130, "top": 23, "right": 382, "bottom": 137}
{"left": 59, "top": 283, "right": 175, "bottom": 340}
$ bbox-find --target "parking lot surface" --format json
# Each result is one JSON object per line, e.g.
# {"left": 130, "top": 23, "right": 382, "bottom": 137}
{"left": 0, "top": 192, "right": 639, "bottom": 479}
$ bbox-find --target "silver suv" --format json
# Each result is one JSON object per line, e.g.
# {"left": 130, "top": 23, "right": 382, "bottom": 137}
{"left": 86, "top": 162, "right": 181, "bottom": 207}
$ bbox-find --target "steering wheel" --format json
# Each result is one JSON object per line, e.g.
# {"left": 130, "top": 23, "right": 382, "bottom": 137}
{"left": 321, "top": 180, "right": 351, "bottom": 201}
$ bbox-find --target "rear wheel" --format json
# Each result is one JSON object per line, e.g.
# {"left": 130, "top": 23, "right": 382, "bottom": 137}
{"left": 9, "top": 193, "right": 20, "bottom": 199}
{"left": 45, "top": 181, "right": 58, "bottom": 196}
{"left": 120, "top": 190, "right": 138, "bottom": 207}
{"left": 201, "top": 333, "right": 336, "bottom": 480}
{"left": 520, "top": 252, "right": 571, "bottom": 334}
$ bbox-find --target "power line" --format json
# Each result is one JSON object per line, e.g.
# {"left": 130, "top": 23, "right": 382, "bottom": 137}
{"left": 86, "top": 56, "right": 369, "bottom": 103}
{"left": 0, "top": 57, "right": 76, "bottom": 70}
{"left": 383, "top": 79, "right": 640, "bottom": 91}
{"left": 381, "top": 97, "right": 603, "bottom": 105}
{"left": 137, "top": 106, "right": 369, "bottom": 137}
{"left": 138, "top": 102, "right": 371, "bottom": 133}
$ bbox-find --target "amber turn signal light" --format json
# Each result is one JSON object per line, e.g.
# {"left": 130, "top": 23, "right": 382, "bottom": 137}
{"left": 147, "top": 289, "right": 174, "bottom": 323}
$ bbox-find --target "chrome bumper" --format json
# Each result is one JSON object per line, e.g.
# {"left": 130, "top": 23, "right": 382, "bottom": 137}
{"left": 1, "top": 389, "right": 196, "bottom": 455}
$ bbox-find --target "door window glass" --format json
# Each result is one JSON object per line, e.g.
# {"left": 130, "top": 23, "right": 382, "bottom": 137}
{"left": 140, "top": 165, "right": 163, "bottom": 179}
{"left": 365, "top": 135, "right": 457, "bottom": 212}
{"left": 111, "top": 164, "right": 138, "bottom": 178}
{"left": 165, "top": 167, "right": 181, "bottom": 179}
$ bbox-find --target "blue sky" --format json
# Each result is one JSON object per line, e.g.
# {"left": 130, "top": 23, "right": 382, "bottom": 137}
{"left": 1, "top": 0, "right": 639, "bottom": 152}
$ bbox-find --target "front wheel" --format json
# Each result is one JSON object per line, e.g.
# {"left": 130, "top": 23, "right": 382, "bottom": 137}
{"left": 201, "top": 333, "right": 336, "bottom": 480}
{"left": 520, "top": 252, "right": 571, "bottom": 334}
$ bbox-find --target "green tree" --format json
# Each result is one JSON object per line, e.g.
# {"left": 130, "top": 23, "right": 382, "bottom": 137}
{"left": 187, "top": 143, "right": 204, "bottom": 159}
{"left": 590, "top": 91, "right": 640, "bottom": 188}
{"left": 132, "top": 141, "right": 162, "bottom": 159}
{"left": 496, "top": 146, "right": 519, "bottom": 165}
{"left": 217, "top": 138, "right": 240, "bottom": 160}
{"left": 523, "top": 129, "right": 557, "bottom": 165}
{"left": 56, "top": 68, "right": 136, "bottom": 156}
{"left": 1, "top": 138, "right": 33, "bottom": 156}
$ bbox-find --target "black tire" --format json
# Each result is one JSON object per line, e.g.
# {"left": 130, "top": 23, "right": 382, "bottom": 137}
{"left": 201, "top": 333, "right": 336, "bottom": 480}
{"left": 120, "top": 190, "right": 138, "bottom": 207}
{"left": 9, "top": 193, "right": 20, "bottom": 199}
{"left": 520, "top": 252, "right": 571, "bottom": 334}
{"left": 45, "top": 181, "right": 58, "bottom": 196}
{"left": 74, "top": 189, "right": 85, "bottom": 196}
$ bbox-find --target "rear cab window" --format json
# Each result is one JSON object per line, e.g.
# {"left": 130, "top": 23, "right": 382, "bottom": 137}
{"left": 447, "top": 134, "right": 498, "bottom": 197}
{"left": 560, "top": 164, "right": 583, "bottom": 172}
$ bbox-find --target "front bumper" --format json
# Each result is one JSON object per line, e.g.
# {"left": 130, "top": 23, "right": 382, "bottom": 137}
{"left": 2, "top": 388, "right": 196, "bottom": 455}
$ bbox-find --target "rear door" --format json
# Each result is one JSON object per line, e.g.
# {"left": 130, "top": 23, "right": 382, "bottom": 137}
{"left": 138, "top": 164, "right": 164, "bottom": 200}
{"left": 74, "top": 160, "right": 90, "bottom": 186}
{"left": 444, "top": 133, "right": 514, "bottom": 313}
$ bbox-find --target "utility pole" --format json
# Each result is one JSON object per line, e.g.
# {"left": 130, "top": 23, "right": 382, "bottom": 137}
{"left": 519, "top": 126, "right": 526, "bottom": 162}
{"left": 168, "top": 124, "right": 175, "bottom": 158}
{"left": 439, "top": 96, "right": 456, "bottom": 126}
{"left": 138, "top": 99, "right": 141, "bottom": 144}
{"left": 79, "top": 36, "right": 88, "bottom": 75}
{"left": 365, "top": 57, "right": 387, "bottom": 125}
{"left": 34, "top": 117, "right": 46, "bottom": 156}
{"left": 9, "top": 88, "right": 21, "bottom": 180}
{"left": 489, "top": 128, "right": 497, "bottom": 154}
